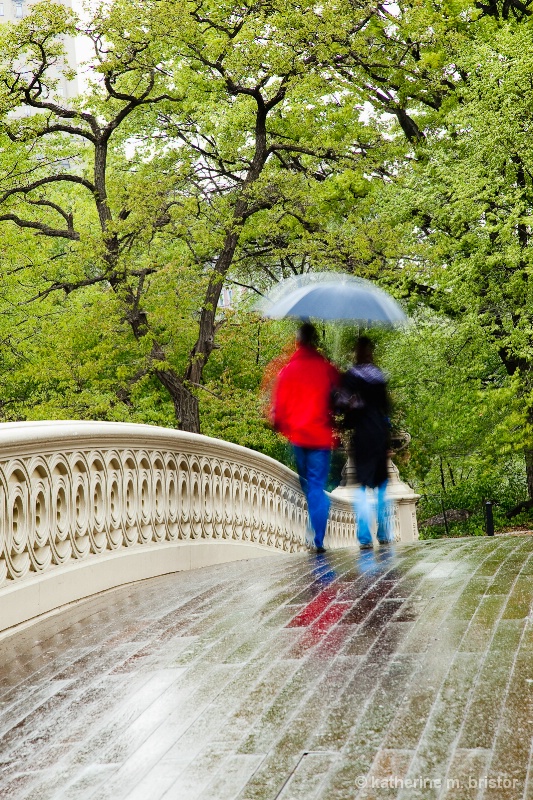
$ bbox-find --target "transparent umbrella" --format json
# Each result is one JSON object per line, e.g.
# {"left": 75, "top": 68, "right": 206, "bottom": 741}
{"left": 256, "top": 272, "right": 407, "bottom": 325}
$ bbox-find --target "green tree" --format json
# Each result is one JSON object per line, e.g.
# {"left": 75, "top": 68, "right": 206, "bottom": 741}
{"left": 0, "top": 0, "right": 367, "bottom": 432}
{"left": 382, "top": 21, "right": 533, "bottom": 500}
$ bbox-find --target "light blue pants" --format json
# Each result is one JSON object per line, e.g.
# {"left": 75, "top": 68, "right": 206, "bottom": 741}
{"left": 293, "top": 447, "right": 331, "bottom": 549}
{"left": 354, "top": 481, "right": 392, "bottom": 545}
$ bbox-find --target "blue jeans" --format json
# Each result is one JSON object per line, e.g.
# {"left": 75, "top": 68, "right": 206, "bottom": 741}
{"left": 293, "top": 447, "right": 331, "bottom": 549}
{"left": 355, "top": 480, "right": 392, "bottom": 545}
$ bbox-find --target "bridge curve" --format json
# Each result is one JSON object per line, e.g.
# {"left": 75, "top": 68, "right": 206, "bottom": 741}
{"left": 0, "top": 421, "right": 357, "bottom": 633}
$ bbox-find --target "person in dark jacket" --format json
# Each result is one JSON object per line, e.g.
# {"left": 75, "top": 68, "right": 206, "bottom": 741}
{"left": 341, "top": 336, "right": 393, "bottom": 549}
{"left": 271, "top": 323, "right": 340, "bottom": 553}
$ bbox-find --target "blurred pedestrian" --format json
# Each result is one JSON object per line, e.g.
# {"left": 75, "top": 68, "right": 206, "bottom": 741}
{"left": 271, "top": 323, "right": 340, "bottom": 553}
{"left": 339, "top": 336, "right": 393, "bottom": 549}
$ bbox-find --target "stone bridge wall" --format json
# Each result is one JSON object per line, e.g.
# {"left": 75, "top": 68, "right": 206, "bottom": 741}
{"left": 0, "top": 421, "right": 356, "bottom": 634}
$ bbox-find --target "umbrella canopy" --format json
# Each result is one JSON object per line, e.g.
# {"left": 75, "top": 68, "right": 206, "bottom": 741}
{"left": 257, "top": 273, "right": 407, "bottom": 325}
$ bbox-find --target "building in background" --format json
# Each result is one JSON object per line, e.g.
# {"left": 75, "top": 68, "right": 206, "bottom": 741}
{"left": 218, "top": 287, "right": 234, "bottom": 310}
{"left": 1, "top": 0, "right": 78, "bottom": 100}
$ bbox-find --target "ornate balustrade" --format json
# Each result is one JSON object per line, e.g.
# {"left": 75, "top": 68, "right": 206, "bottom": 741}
{"left": 0, "top": 421, "right": 357, "bottom": 634}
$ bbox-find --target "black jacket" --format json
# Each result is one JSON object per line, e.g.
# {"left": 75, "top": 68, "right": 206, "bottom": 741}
{"left": 341, "top": 363, "right": 390, "bottom": 488}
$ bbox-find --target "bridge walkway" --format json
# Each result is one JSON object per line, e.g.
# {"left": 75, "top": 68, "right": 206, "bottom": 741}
{"left": 0, "top": 536, "right": 532, "bottom": 799}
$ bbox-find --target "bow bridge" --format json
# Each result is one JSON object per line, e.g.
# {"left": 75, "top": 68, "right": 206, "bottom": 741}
{"left": 0, "top": 420, "right": 422, "bottom": 634}
{"left": 0, "top": 421, "right": 418, "bottom": 635}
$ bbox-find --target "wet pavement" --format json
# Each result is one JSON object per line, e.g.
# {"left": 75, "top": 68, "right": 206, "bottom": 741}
{"left": 1, "top": 536, "right": 533, "bottom": 799}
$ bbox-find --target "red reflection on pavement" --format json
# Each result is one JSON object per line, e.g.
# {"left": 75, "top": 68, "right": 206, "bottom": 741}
{"left": 286, "top": 587, "right": 338, "bottom": 627}
{"left": 287, "top": 601, "right": 352, "bottom": 657}
{"left": 311, "top": 601, "right": 352, "bottom": 634}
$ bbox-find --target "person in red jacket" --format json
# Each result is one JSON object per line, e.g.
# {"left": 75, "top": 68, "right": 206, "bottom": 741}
{"left": 271, "top": 323, "right": 340, "bottom": 553}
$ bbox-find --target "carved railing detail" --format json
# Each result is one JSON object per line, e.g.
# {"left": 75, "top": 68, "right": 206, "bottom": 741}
{"left": 0, "top": 422, "right": 356, "bottom": 594}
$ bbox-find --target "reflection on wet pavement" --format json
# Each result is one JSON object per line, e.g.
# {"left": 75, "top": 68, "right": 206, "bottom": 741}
{"left": 1, "top": 536, "right": 533, "bottom": 798}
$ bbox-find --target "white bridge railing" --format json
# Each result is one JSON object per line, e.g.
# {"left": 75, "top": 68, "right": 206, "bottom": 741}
{"left": 0, "top": 421, "right": 358, "bottom": 634}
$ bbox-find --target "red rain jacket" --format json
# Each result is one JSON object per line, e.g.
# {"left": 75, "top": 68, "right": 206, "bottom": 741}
{"left": 272, "top": 345, "right": 340, "bottom": 449}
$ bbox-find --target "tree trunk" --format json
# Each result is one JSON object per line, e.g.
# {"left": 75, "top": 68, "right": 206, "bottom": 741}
{"left": 186, "top": 232, "right": 239, "bottom": 387}
{"left": 154, "top": 367, "right": 200, "bottom": 432}
{"left": 123, "top": 97, "right": 269, "bottom": 429}
{"left": 148, "top": 341, "right": 199, "bottom": 432}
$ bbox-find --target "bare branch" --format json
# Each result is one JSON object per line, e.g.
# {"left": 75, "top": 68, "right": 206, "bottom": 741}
{"left": 18, "top": 92, "right": 100, "bottom": 139}
{"left": 26, "top": 197, "right": 74, "bottom": 227}
{"left": 25, "top": 273, "right": 112, "bottom": 302}
{"left": 0, "top": 174, "right": 97, "bottom": 204}
{"left": 188, "top": 382, "right": 221, "bottom": 399}
{"left": 224, "top": 277, "right": 265, "bottom": 296}
{"left": 0, "top": 213, "right": 79, "bottom": 240}
{"left": 268, "top": 143, "right": 338, "bottom": 160}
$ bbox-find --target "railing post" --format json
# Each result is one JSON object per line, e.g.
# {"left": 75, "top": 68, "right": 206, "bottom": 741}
{"left": 386, "top": 460, "right": 420, "bottom": 542}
